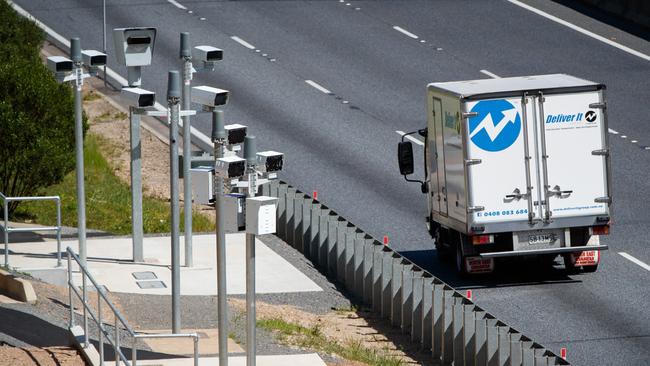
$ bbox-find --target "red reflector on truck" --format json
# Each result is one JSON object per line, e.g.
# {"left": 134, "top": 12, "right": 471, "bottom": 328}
{"left": 590, "top": 225, "right": 610, "bottom": 235}
{"left": 472, "top": 235, "right": 494, "bottom": 245}
{"left": 571, "top": 250, "right": 600, "bottom": 266}
{"left": 465, "top": 257, "right": 494, "bottom": 273}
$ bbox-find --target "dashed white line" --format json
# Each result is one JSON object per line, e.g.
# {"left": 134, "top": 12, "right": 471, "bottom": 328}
{"left": 619, "top": 252, "right": 650, "bottom": 272}
{"left": 507, "top": 0, "right": 650, "bottom": 62}
{"left": 608, "top": 128, "right": 619, "bottom": 135}
{"left": 305, "top": 80, "right": 332, "bottom": 94}
{"left": 167, "top": 0, "right": 187, "bottom": 10}
{"left": 393, "top": 26, "right": 419, "bottom": 39}
{"left": 396, "top": 130, "right": 425, "bottom": 146}
{"left": 480, "top": 69, "right": 501, "bottom": 79}
{"left": 230, "top": 36, "right": 256, "bottom": 50}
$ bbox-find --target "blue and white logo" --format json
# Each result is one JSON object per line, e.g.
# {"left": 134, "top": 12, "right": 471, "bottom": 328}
{"left": 469, "top": 100, "right": 521, "bottom": 152}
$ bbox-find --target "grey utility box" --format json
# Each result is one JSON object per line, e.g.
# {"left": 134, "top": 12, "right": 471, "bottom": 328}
{"left": 224, "top": 194, "right": 246, "bottom": 232}
{"left": 190, "top": 166, "right": 213, "bottom": 205}
{"left": 245, "top": 196, "right": 278, "bottom": 235}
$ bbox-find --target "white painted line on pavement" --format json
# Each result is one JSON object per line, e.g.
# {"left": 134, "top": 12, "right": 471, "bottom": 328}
{"left": 507, "top": 0, "right": 650, "bottom": 62}
{"left": 167, "top": 0, "right": 187, "bottom": 10}
{"left": 480, "top": 69, "right": 501, "bottom": 79}
{"left": 608, "top": 128, "right": 619, "bottom": 135}
{"left": 230, "top": 36, "right": 256, "bottom": 50}
{"left": 396, "top": 130, "right": 424, "bottom": 146}
{"left": 305, "top": 80, "right": 332, "bottom": 94}
{"left": 619, "top": 252, "right": 650, "bottom": 272}
{"left": 393, "top": 26, "right": 419, "bottom": 39}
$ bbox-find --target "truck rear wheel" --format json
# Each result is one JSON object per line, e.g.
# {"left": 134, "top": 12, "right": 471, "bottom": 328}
{"left": 455, "top": 241, "right": 468, "bottom": 277}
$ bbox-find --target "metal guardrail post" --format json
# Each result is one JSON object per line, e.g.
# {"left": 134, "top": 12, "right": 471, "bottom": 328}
{"left": 299, "top": 195, "right": 311, "bottom": 256}
{"left": 390, "top": 255, "right": 403, "bottom": 327}
{"left": 510, "top": 330, "right": 524, "bottom": 366}
{"left": 498, "top": 325, "right": 511, "bottom": 366}
{"left": 410, "top": 269, "right": 424, "bottom": 342}
{"left": 344, "top": 229, "right": 356, "bottom": 290}
{"left": 380, "top": 248, "right": 393, "bottom": 318}
{"left": 82, "top": 270, "right": 89, "bottom": 348}
{"left": 67, "top": 253, "right": 74, "bottom": 328}
{"left": 401, "top": 263, "right": 415, "bottom": 333}
{"left": 132, "top": 337, "right": 137, "bottom": 366}
{"left": 487, "top": 319, "right": 502, "bottom": 366}
{"left": 285, "top": 187, "right": 297, "bottom": 246}
{"left": 441, "top": 291, "right": 460, "bottom": 364}
{"left": 115, "top": 315, "right": 120, "bottom": 366}
{"left": 3, "top": 197, "right": 8, "bottom": 267}
{"left": 193, "top": 335, "right": 199, "bottom": 366}
{"left": 353, "top": 234, "right": 366, "bottom": 298}
{"left": 98, "top": 291, "right": 105, "bottom": 366}
{"left": 336, "top": 222, "right": 352, "bottom": 284}
{"left": 371, "top": 242, "right": 384, "bottom": 313}
{"left": 56, "top": 197, "right": 62, "bottom": 267}
{"left": 293, "top": 194, "right": 306, "bottom": 253}
{"left": 308, "top": 203, "right": 321, "bottom": 263}
{"left": 362, "top": 238, "right": 377, "bottom": 305}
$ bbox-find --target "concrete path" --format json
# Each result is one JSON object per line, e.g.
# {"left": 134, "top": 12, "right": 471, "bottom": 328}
{"left": 108, "top": 353, "right": 327, "bottom": 366}
{"left": 6, "top": 233, "right": 322, "bottom": 295}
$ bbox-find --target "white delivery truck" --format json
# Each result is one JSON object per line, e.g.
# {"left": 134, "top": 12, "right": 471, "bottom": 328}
{"left": 398, "top": 74, "right": 611, "bottom": 275}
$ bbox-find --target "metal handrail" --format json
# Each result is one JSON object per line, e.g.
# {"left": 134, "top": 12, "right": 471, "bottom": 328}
{"left": 66, "top": 247, "right": 200, "bottom": 366}
{"left": 1, "top": 192, "right": 62, "bottom": 267}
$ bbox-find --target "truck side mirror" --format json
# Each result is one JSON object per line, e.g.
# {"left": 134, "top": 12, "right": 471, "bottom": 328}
{"left": 398, "top": 141, "right": 414, "bottom": 175}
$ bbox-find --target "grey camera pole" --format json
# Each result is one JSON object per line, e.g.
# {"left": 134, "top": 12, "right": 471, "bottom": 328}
{"left": 102, "top": 0, "right": 107, "bottom": 89}
{"left": 70, "top": 38, "right": 87, "bottom": 266}
{"left": 71, "top": 37, "right": 89, "bottom": 349}
{"left": 244, "top": 136, "right": 257, "bottom": 366}
{"left": 212, "top": 111, "right": 228, "bottom": 365}
{"left": 180, "top": 32, "right": 193, "bottom": 267}
{"left": 168, "top": 71, "right": 182, "bottom": 333}
{"left": 129, "top": 106, "right": 144, "bottom": 262}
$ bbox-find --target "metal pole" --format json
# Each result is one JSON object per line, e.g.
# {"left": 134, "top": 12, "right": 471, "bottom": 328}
{"left": 82, "top": 269, "right": 89, "bottom": 348}
{"left": 168, "top": 71, "right": 182, "bottom": 333}
{"left": 114, "top": 316, "right": 120, "bottom": 365}
{"left": 71, "top": 38, "right": 87, "bottom": 265}
{"left": 3, "top": 199, "right": 8, "bottom": 268}
{"left": 67, "top": 253, "right": 74, "bottom": 328}
{"left": 244, "top": 136, "right": 257, "bottom": 366}
{"left": 102, "top": 0, "right": 107, "bottom": 89}
{"left": 98, "top": 291, "right": 105, "bottom": 366}
{"left": 212, "top": 111, "right": 228, "bottom": 365}
{"left": 56, "top": 198, "right": 62, "bottom": 267}
{"left": 130, "top": 107, "right": 144, "bottom": 262}
{"left": 180, "top": 32, "right": 193, "bottom": 267}
{"left": 132, "top": 339, "right": 137, "bottom": 366}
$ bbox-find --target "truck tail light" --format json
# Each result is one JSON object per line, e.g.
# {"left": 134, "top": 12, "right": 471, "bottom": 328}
{"left": 472, "top": 235, "right": 494, "bottom": 245}
{"left": 590, "top": 225, "right": 610, "bottom": 235}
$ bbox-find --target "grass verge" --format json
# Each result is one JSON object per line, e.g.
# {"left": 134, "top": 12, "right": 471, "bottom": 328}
{"left": 257, "top": 317, "right": 402, "bottom": 366}
{"left": 14, "top": 133, "right": 214, "bottom": 235}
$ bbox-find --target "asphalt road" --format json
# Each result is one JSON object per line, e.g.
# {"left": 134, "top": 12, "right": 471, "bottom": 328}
{"left": 11, "top": 0, "right": 650, "bottom": 365}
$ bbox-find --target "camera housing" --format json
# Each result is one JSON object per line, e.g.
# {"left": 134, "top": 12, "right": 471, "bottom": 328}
{"left": 47, "top": 56, "right": 73, "bottom": 73}
{"left": 82, "top": 50, "right": 107, "bottom": 75}
{"left": 191, "top": 85, "right": 229, "bottom": 108}
{"left": 193, "top": 45, "right": 223, "bottom": 65}
{"left": 215, "top": 156, "right": 246, "bottom": 179}
{"left": 224, "top": 124, "right": 247, "bottom": 146}
{"left": 121, "top": 87, "right": 156, "bottom": 108}
{"left": 256, "top": 151, "right": 284, "bottom": 173}
{"left": 113, "top": 27, "right": 157, "bottom": 67}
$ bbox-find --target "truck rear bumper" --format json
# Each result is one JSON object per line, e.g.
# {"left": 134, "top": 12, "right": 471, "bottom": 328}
{"left": 478, "top": 245, "right": 608, "bottom": 258}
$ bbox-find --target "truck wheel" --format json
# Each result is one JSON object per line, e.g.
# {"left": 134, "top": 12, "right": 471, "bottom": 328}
{"left": 432, "top": 223, "right": 450, "bottom": 261}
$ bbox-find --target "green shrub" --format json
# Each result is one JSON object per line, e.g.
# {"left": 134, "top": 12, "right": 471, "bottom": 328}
{"left": 0, "top": 2, "right": 84, "bottom": 215}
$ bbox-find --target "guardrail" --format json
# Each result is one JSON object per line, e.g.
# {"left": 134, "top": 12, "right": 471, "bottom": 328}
{"left": 1, "top": 192, "right": 62, "bottom": 268}
{"left": 263, "top": 181, "right": 570, "bottom": 366}
{"left": 66, "top": 247, "right": 200, "bottom": 366}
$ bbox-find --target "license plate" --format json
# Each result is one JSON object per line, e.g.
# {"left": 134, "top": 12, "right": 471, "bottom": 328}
{"left": 528, "top": 233, "right": 556, "bottom": 245}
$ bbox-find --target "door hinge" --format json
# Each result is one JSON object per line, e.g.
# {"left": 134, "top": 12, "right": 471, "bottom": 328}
{"left": 467, "top": 206, "right": 485, "bottom": 213}
{"left": 462, "top": 112, "right": 478, "bottom": 119}
{"left": 592, "top": 149, "right": 609, "bottom": 156}
{"left": 464, "top": 159, "right": 482, "bottom": 166}
{"left": 589, "top": 102, "right": 606, "bottom": 109}
{"left": 595, "top": 196, "right": 612, "bottom": 204}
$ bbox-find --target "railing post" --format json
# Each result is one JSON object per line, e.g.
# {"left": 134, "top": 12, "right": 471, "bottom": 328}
{"left": 3, "top": 197, "right": 8, "bottom": 268}
{"left": 82, "top": 269, "right": 89, "bottom": 348}
{"left": 115, "top": 316, "right": 120, "bottom": 366}
{"left": 193, "top": 335, "right": 199, "bottom": 366}
{"left": 56, "top": 197, "right": 62, "bottom": 267}
{"left": 98, "top": 291, "right": 105, "bottom": 366}
{"left": 67, "top": 251, "right": 74, "bottom": 328}
{"left": 132, "top": 337, "right": 137, "bottom": 366}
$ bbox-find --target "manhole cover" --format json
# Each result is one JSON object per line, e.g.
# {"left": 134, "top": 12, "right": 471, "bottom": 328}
{"left": 136, "top": 280, "right": 166, "bottom": 289}
{"left": 132, "top": 271, "right": 158, "bottom": 280}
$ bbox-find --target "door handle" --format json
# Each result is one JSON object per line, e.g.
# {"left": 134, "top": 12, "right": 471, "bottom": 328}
{"left": 550, "top": 185, "right": 572, "bottom": 197}
{"left": 505, "top": 188, "right": 524, "bottom": 201}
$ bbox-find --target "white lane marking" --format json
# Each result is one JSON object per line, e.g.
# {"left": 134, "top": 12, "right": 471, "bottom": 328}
{"left": 230, "top": 36, "right": 256, "bottom": 50}
{"left": 393, "top": 26, "right": 419, "bottom": 39}
{"left": 480, "top": 69, "right": 501, "bottom": 79}
{"left": 608, "top": 128, "right": 619, "bottom": 135}
{"left": 508, "top": 0, "right": 650, "bottom": 62}
{"left": 167, "top": 0, "right": 187, "bottom": 10}
{"left": 305, "top": 80, "right": 332, "bottom": 94}
{"left": 619, "top": 252, "right": 650, "bottom": 272}
{"left": 396, "top": 130, "right": 424, "bottom": 146}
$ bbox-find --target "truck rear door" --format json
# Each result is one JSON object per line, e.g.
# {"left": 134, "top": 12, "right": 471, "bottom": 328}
{"left": 537, "top": 91, "right": 610, "bottom": 220}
